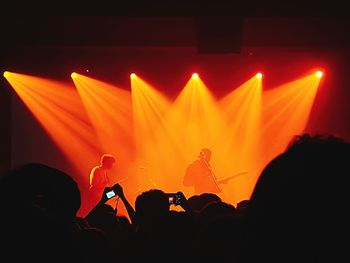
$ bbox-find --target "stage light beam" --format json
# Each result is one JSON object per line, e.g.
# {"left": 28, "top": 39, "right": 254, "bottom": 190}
{"left": 5, "top": 72, "right": 99, "bottom": 179}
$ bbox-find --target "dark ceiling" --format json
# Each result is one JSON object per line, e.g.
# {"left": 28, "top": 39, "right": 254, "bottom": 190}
{"left": 1, "top": 0, "right": 349, "bottom": 16}
{"left": 1, "top": 0, "right": 350, "bottom": 68}
{"left": 1, "top": 0, "right": 350, "bottom": 49}
{"left": 1, "top": 16, "right": 350, "bottom": 50}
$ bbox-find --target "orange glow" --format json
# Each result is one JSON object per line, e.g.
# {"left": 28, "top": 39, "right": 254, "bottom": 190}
{"left": 172, "top": 75, "right": 226, "bottom": 158}
{"left": 154, "top": 75, "right": 231, "bottom": 201}
{"left": 316, "top": 71, "right": 323, "bottom": 78}
{"left": 219, "top": 76, "right": 263, "bottom": 202}
{"left": 72, "top": 74, "right": 134, "bottom": 184}
{"left": 72, "top": 74, "right": 135, "bottom": 217}
{"left": 261, "top": 74, "right": 321, "bottom": 168}
{"left": 5, "top": 69, "right": 322, "bottom": 213}
{"left": 131, "top": 74, "right": 181, "bottom": 194}
{"left": 4, "top": 72, "right": 100, "bottom": 178}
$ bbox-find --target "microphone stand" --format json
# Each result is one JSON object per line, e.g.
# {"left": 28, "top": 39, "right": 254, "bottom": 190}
{"left": 200, "top": 152, "right": 222, "bottom": 193}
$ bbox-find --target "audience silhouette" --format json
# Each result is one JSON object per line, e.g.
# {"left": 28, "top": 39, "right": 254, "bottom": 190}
{"left": 1, "top": 133, "right": 349, "bottom": 262}
{"left": 245, "top": 134, "right": 350, "bottom": 262}
{"left": 0, "top": 163, "right": 111, "bottom": 262}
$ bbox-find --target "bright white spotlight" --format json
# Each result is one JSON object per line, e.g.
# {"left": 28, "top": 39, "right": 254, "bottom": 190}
{"left": 256, "top": 72, "right": 263, "bottom": 79}
{"left": 130, "top": 73, "right": 136, "bottom": 79}
{"left": 71, "top": 72, "right": 78, "bottom": 79}
{"left": 316, "top": 71, "right": 323, "bottom": 78}
{"left": 192, "top": 73, "right": 199, "bottom": 79}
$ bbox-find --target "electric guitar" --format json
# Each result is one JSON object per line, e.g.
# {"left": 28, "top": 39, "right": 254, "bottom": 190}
{"left": 217, "top": 171, "right": 248, "bottom": 185}
{"left": 210, "top": 171, "right": 248, "bottom": 193}
{"left": 199, "top": 152, "right": 248, "bottom": 193}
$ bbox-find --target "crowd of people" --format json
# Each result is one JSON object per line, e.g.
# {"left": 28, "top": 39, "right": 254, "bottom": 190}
{"left": 0, "top": 133, "right": 349, "bottom": 262}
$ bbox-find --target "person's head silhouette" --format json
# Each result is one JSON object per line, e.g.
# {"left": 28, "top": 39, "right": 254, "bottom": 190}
{"left": 199, "top": 148, "right": 212, "bottom": 162}
{"left": 0, "top": 162, "right": 81, "bottom": 223}
{"left": 246, "top": 134, "right": 350, "bottom": 262}
{"left": 100, "top": 154, "right": 115, "bottom": 170}
{"left": 135, "top": 189, "right": 169, "bottom": 227}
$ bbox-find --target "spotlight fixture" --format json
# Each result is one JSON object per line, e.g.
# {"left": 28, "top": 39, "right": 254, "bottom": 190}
{"left": 192, "top": 73, "right": 199, "bottom": 78}
{"left": 3, "top": 71, "right": 9, "bottom": 78}
{"left": 130, "top": 73, "right": 136, "bottom": 78}
{"left": 316, "top": 71, "right": 323, "bottom": 78}
{"left": 71, "top": 72, "right": 78, "bottom": 79}
{"left": 256, "top": 72, "right": 263, "bottom": 79}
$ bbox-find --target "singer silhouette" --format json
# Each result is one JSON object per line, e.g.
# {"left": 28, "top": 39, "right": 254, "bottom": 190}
{"left": 89, "top": 154, "right": 116, "bottom": 205}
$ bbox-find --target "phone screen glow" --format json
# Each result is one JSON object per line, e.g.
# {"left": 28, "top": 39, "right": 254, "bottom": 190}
{"left": 106, "top": 190, "right": 116, "bottom": 199}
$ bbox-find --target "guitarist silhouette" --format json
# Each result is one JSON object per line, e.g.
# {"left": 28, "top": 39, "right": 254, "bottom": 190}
{"left": 183, "top": 148, "right": 247, "bottom": 194}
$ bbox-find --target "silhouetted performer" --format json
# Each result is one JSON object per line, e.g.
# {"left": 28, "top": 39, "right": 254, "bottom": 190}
{"left": 89, "top": 154, "right": 115, "bottom": 205}
{"left": 183, "top": 148, "right": 246, "bottom": 195}
{"left": 183, "top": 148, "right": 222, "bottom": 194}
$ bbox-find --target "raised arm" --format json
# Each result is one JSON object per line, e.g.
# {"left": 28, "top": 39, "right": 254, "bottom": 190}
{"left": 112, "top": 183, "right": 137, "bottom": 226}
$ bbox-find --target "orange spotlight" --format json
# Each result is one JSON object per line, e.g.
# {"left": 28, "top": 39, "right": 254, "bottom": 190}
{"left": 3, "top": 71, "right": 10, "bottom": 78}
{"left": 262, "top": 74, "right": 321, "bottom": 173}
{"left": 256, "top": 72, "right": 263, "bottom": 79}
{"left": 316, "top": 71, "right": 323, "bottom": 78}
{"left": 5, "top": 72, "right": 99, "bottom": 180}
{"left": 192, "top": 73, "right": 199, "bottom": 79}
{"left": 71, "top": 72, "right": 78, "bottom": 79}
{"left": 130, "top": 73, "right": 136, "bottom": 79}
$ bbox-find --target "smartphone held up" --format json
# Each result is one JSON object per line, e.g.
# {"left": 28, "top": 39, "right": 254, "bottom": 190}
{"left": 106, "top": 189, "right": 116, "bottom": 199}
{"left": 166, "top": 192, "right": 182, "bottom": 205}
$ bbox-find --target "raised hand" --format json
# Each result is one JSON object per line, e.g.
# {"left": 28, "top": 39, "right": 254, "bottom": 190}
{"left": 112, "top": 183, "right": 124, "bottom": 198}
{"left": 176, "top": 191, "right": 193, "bottom": 213}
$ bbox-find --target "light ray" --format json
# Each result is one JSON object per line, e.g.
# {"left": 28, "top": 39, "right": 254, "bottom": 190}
{"left": 4, "top": 72, "right": 100, "bottom": 179}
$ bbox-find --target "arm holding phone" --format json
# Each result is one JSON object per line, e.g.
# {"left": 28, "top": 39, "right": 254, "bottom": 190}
{"left": 86, "top": 185, "right": 136, "bottom": 225}
{"left": 85, "top": 186, "right": 116, "bottom": 220}
{"left": 166, "top": 191, "right": 193, "bottom": 215}
{"left": 112, "top": 183, "right": 137, "bottom": 226}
